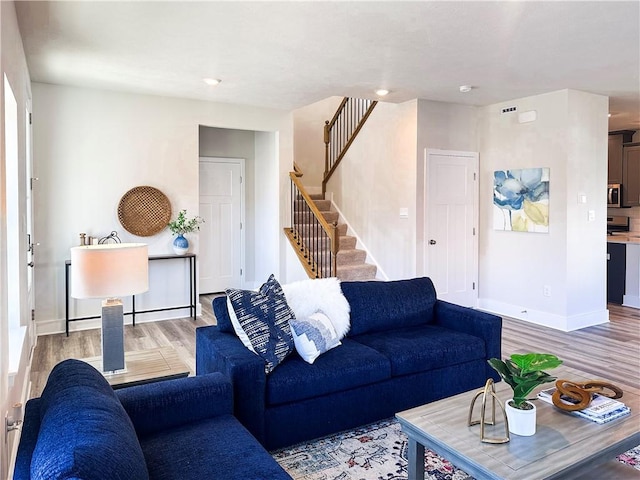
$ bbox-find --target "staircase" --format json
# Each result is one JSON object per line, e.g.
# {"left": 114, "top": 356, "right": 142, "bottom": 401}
{"left": 308, "top": 194, "right": 377, "bottom": 281}
{"left": 286, "top": 96, "right": 379, "bottom": 281}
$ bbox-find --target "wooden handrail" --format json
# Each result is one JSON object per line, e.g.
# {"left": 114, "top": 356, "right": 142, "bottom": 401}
{"left": 290, "top": 172, "right": 336, "bottom": 234}
{"left": 287, "top": 171, "right": 338, "bottom": 278}
{"left": 322, "top": 97, "right": 377, "bottom": 195}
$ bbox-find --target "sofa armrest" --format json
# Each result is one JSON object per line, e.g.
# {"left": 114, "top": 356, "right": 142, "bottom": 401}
{"left": 116, "top": 372, "right": 232, "bottom": 438}
{"left": 434, "top": 300, "right": 502, "bottom": 381}
{"left": 13, "top": 398, "right": 41, "bottom": 480}
{"left": 196, "top": 325, "right": 267, "bottom": 444}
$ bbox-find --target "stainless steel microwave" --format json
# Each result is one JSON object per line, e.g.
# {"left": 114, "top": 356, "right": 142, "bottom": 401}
{"left": 608, "top": 184, "right": 621, "bottom": 207}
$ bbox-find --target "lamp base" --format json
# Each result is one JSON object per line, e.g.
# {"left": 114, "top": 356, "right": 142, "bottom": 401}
{"left": 101, "top": 298, "right": 125, "bottom": 373}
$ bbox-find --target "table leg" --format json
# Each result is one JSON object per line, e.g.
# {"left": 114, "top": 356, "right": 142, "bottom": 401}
{"left": 407, "top": 437, "right": 425, "bottom": 480}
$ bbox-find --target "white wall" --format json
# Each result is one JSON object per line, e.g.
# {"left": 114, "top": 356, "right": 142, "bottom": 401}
{"left": 1, "top": 1, "right": 34, "bottom": 476}
{"left": 478, "top": 89, "right": 608, "bottom": 331}
{"left": 32, "top": 83, "right": 293, "bottom": 334}
{"left": 292, "top": 96, "right": 343, "bottom": 188}
{"left": 326, "top": 100, "right": 418, "bottom": 280}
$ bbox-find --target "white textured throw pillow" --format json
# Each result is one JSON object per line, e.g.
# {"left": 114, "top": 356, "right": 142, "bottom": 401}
{"left": 282, "top": 277, "right": 351, "bottom": 339}
{"left": 290, "top": 311, "right": 341, "bottom": 364}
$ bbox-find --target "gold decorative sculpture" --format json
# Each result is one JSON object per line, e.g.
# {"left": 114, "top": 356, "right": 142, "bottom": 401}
{"left": 468, "top": 378, "right": 510, "bottom": 444}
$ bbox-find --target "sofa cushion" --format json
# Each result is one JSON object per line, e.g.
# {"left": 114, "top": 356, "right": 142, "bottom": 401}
{"left": 139, "top": 414, "right": 291, "bottom": 480}
{"left": 227, "top": 274, "right": 295, "bottom": 373}
{"left": 266, "top": 338, "right": 391, "bottom": 405}
{"left": 352, "top": 325, "right": 486, "bottom": 376}
{"left": 32, "top": 359, "right": 149, "bottom": 480}
{"left": 341, "top": 277, "right": 437, "bottom": 336}
{"left": 290, "top": 311, "right": 342, "bottom": 364}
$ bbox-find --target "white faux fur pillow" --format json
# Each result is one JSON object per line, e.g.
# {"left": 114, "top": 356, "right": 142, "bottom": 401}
{"left": 282, "top": 277, "right": 351, "bottom": 339}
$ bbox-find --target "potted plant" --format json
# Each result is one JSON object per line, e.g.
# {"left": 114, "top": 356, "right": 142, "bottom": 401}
{"left": 167, "top": 210, "right": 204, "bottom": 254}
{"left": 488, "top": 353, "right": 562, "bottom": 436}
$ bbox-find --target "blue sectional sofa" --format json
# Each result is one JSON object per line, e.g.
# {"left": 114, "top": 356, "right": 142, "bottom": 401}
{"left": 14, "top": 359, "right": 292, "bottom": 480}
{"left": 196, "top": 277, "right": 502, "bottom": 450}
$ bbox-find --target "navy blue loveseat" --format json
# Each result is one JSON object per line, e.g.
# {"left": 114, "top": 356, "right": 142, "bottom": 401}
{"left": 14, "top": 359, "right": 291, "bottom": 480}
{"left": 196, "top": 277, "right": 502, "bottom": 451}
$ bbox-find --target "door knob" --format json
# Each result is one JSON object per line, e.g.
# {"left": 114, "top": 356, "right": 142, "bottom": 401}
{"left": 429, "top": 239, "right": 436, "bottom": 245}
{"left": 27, "top": 262, "right": 34, "bottom": 268}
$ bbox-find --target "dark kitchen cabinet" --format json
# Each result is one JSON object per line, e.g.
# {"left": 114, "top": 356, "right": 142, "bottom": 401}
{"left": 609, "top": 130, "right": 635, "bottom": 184}
{"left": 622, "top": 143, "right": 640, "bottom": 207}
{"left": 607, "top": 242, "right": 626, "bottom": 304}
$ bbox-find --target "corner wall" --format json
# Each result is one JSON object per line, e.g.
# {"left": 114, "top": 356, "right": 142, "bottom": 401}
{"left": 293, "top": 96, "right": 342, "bottom": 188}
{"left": 416, "top": 100, "right": 479, "bottom": 275}
{"left": 326, "top": 100, "right": 418, "bottom": 280}
{"left": 478, "top": 89, "right": 608, "bottom": 330}
{"left": 32, "top": 83, "right": 293, "bottom": 334}
{"left": 1, "top": 1, "right": 34, "bottom": 476}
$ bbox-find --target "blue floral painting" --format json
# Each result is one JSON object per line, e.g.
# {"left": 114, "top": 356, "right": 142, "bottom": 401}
{"left": 493, "top": 168, "right": 549, "bottom": 232}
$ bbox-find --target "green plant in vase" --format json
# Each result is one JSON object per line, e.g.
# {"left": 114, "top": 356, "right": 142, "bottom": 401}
{"left": 167, "top": 210, "right": 204, "bottom": 254}
{"left": 488, "top": 353, "right": 562, "bottom": 409}
{"left": 168, "top": 209, "right": 204, "bottom": 235}
{"left": 488, "top": 353, "right": 562, "bottom": 436}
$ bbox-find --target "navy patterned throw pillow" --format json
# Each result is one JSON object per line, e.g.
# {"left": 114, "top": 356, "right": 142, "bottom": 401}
{"left": 226, "top": 275, "right": 295, "bottom": 373}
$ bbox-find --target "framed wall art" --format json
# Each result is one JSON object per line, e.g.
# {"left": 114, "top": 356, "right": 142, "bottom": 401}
{"left": 493, "top": 168, "right": 549, "bottom": 232}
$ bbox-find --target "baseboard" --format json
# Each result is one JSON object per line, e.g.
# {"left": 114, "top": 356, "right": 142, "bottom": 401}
{"left": 622, "top": 294, "right": 640, "bottom": 309}
{"left": 36, "top": 303, "right": 203, "bottom": 336}
{"left": 478, "top": 299, "right": 609, "bottom": 332}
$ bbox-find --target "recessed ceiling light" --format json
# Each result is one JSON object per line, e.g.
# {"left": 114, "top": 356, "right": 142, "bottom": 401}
{"left": 459, "top": 85, "right": 472, "bottom": 93}
{"left": 203, "top": 78, "right": 222, "bottom": 86}
{"left": 375, "top": 89, "right": 390, "bottom": 96}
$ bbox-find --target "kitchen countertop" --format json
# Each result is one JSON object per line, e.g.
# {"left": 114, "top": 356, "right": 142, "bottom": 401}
{"left": 607, "top": 233, "right": 640, "bottom": 244}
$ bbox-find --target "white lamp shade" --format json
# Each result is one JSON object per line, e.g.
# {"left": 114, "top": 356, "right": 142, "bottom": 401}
{"left": 71, "top": 243, "right": 149, "bottom": 299}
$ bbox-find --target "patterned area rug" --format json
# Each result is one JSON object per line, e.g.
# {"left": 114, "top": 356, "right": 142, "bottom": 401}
{"left": 272, "top": 418, "right": 640, "bottom": 480}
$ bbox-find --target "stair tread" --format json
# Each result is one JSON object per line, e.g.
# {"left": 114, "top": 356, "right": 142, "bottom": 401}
{"left": 337, "top": 263, "right": 376, "bottom": 271}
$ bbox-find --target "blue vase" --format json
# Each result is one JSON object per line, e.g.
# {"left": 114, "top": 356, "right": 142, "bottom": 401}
{"left": 173, "top": 234, "right": 189, "bottom": 255}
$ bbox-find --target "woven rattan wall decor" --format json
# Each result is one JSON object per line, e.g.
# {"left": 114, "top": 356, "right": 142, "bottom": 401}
{"left": 117, "top": 186, "right": 172, "bottom": 237}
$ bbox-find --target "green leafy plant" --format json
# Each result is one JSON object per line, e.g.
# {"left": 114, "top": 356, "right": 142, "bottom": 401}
{"left": 488, "top": 353, "right": 562, "bottom": 410}
{"left": 167, "top": 210, "right": 204, "bottom": 235}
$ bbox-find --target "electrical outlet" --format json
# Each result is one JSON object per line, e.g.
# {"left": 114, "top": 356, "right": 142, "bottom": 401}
{"left": 543, "top": 285, "right": 551, "bottom": 297}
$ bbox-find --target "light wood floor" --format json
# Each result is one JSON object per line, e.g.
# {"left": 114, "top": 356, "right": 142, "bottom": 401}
{"left": 29, "top": 296, "right": 640, "bottom": 398}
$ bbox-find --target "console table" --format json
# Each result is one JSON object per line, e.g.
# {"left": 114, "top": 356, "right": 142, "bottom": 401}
{"left": 65, "top": 253, "right": 196, "bottom": 336}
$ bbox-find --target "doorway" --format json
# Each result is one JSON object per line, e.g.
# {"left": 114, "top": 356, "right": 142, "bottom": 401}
{"left": 424, "top": 149, "right": 479, "bottom": 307}
{"left": 199, "top": 157, "right": 244, "bottom": 293}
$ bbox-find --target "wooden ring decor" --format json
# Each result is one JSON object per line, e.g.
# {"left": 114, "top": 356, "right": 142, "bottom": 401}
{"left": 551, "top": 379, "right": 624, "bottom": 412}
{"left": 117, "top": 186, "right": 172, "bottom": 237}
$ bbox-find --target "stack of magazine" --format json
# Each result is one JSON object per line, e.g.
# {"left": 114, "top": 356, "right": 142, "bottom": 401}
{"left": 537, "top": 387, "right": 630, "bottom": 424}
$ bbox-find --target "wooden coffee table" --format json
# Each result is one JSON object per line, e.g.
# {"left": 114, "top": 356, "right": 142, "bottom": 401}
{"left": 396, "top": 365, "right": 639, "bottom": 480}
{"left": 82, "top": 346, "right": 191, "bottom": 389}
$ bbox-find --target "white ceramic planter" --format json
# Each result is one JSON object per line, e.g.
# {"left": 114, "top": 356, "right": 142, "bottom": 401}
{"left": 505, "top": 399, "right": 537, "bottom": 436}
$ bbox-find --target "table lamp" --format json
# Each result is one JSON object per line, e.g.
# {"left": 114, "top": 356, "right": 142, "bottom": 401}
{"left": 70, "top": 243, "right": 149, "bottom": 372}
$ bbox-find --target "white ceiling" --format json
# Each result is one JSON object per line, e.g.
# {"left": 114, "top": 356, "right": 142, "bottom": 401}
{"left": 14, "top": 1, "right": 640, "bottom": 131}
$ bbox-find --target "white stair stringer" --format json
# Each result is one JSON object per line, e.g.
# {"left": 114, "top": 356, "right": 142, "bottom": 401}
{"left": 326, "top": 192, "right": 388, "bottom": 281}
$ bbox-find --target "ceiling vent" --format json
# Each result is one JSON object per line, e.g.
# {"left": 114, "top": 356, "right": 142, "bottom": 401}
{"left": 501, "top": 106, "right": 517, "bottom": 114}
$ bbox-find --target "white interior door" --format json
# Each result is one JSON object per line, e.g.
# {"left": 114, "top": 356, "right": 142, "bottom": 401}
{"left": 425, "top": 149, "right": 478, "bottom": 307}
{"left": 199, "top": 158, "right": 244, "bottom": 293}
